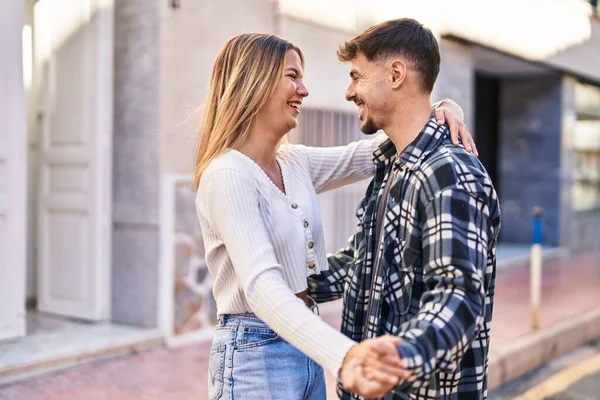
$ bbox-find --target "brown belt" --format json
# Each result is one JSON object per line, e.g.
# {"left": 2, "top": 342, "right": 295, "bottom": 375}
{"left": 296, "top": 289, "right": 310, "bottom": 307}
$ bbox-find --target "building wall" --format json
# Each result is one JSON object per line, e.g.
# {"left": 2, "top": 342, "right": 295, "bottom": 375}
{"left": 289, "top": 109, "right": 371, "bottom": 252}
{"left": 279, "top": 20, "right": 474, "bottom": 124}
{"left": 546, "top": 18, "right": 600, "bottom": 84}
{"left": 154, "top": 8, "right": 600, "bottom": 330}
{"left": 498, "top": 74, "right": 563, "bottom": 246}
{"left": 160, "top": 0, "right": 276, "bottom": 175}
{"left": 24, "top": 0, "right": 37, "bottom": 303}
{"left": 278, "top": 16, "right": 357, "bottom": 113}
{"left": 432, "top": 40, "right": 475, "bottom": 137}
{"left": 112, "top": 0, "right": 162, "bottom": 327}
{"left": 560, "top": 76, "right": 600, "bottom": 251}
{"left": 0, "top": 0, "right": 27, "bottom": 339}
{"left": 157, "top": 1, "right": 277, "bottom": 335}
{"left": 151, "top": 4, "right": 600, "bottom": 340}
{"left": 431, "top": 39, "right": 567, "bottom": 247}
{"left": 158, "top": 10, "right": 478, "bottom": 179}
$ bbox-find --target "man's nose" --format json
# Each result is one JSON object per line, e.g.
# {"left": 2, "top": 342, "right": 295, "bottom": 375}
{"left": 345, "top": 85, "right": 355, "bottom": 102}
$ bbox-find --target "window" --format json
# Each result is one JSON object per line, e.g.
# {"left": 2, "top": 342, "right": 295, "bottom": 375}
{"left": 573, "top": 82, "right": 600, "bottom": 211}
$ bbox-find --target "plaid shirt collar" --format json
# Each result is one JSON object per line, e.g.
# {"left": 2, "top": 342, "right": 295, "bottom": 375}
{"left": 373, "top": 113, "right": 450, "bottom": 171}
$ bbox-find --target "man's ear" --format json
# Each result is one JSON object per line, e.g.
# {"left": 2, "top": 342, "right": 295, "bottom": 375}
{"left": 389, "top": 59, "right": 407, "bottom": 89}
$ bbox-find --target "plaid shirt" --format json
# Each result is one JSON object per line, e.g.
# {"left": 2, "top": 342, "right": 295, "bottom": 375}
{"left": 308, "top": 117, "right": 501, "bottom": 400}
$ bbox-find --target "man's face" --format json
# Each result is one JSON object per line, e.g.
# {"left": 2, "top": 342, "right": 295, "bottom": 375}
{"left": 345, "top": 53, "right": 391, "bottom": 135}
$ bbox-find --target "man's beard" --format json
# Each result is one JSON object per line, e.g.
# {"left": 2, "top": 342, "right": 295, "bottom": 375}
{"left": 360, "top": 117, "right": 378, "bottom": 135}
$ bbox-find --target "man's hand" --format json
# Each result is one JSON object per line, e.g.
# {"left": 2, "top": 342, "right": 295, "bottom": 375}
{"left": 434, "top": 100, "right": 478, "bottom": 157}
{"left": 339, "top": 336, "right": 409, "bottom": 398}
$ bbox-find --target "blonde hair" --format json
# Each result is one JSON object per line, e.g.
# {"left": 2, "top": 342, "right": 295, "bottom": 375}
{"left": 193, "top": 33, "right": 304, "bottom": 188}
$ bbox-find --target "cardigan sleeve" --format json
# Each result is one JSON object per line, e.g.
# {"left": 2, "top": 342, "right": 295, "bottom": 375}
{"left": 295, "top": 134, "right": 386, "bottom": 194}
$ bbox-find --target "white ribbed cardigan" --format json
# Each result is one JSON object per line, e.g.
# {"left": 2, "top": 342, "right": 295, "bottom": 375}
{"left": 195, "top": 137, "right": 381, "bottom": 377}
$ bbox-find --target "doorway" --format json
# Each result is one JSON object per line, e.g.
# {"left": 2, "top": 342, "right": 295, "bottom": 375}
{"left": 23, "top": 0, "right": 114, "bottom": 322}
{"left": 475, "top": 73, "right": 501, "bottom": 194}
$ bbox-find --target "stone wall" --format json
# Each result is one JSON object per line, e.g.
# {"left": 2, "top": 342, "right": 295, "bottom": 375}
{"left": 170, "top": 179, "right": 217, "bottom": 335}
{"left": 498, "top": 74, "right": 563, "bottom": 246}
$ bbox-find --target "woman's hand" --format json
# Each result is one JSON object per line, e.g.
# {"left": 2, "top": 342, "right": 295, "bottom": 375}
{"left": 434, "top": 101, "right": 478, "bottom": 157}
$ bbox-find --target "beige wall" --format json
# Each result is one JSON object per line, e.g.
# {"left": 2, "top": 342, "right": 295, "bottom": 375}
{"left": 161, "top": 3, "right": 555, "bottom": 175}
{"left": 278, "top": 17, "right": 358, "bottom": 114}
{"left": 160, "top": 0, "right": 276, "bottom": 174}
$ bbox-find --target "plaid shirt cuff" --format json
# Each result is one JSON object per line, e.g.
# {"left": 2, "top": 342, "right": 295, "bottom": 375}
{"left": 396, "top": 341, "right": 427, "bottom": 390}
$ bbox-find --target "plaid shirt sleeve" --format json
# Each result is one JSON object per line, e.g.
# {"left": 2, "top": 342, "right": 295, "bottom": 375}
{"left": 396, "top": 187, "right": 492, "bottom": 390}
{"left": 307, "top": 241, "right": 354, "bottom": 303}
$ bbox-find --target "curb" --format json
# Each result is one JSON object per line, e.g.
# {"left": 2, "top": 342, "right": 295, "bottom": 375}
{"left": 0, "top": 336, "right": 164, "bottom": 386}
{"left": 488, "top": 307, "right": 600, "bottom": 391}
{"left": 496, "top": 247, "right": 569, "bottom": 271}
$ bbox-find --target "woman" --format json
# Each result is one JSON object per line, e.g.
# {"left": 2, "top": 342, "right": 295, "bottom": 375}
{"left": 194, "top": 33, "right": 472, "bottom": 399}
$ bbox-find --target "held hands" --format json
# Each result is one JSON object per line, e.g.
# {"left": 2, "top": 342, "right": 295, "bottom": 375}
{"left": 339, "top": 335, "right": 410, "bottom": 399}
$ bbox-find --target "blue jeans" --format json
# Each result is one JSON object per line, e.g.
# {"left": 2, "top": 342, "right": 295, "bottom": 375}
{"left": 208, "top": 312, "right": 326, "bottom": 400}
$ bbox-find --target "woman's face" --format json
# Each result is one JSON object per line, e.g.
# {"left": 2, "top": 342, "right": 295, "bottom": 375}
{"left": 257, "top": 49, "right": 309, "bottom": 135}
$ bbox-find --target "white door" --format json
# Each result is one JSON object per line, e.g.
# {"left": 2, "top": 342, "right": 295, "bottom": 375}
{"left": 0, "top": 0, "right": 27, "bottom": 341}
{"left": 34, "top": 0, "right": 113, "bottom": 320}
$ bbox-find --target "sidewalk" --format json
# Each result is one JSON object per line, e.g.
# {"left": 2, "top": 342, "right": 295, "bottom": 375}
{"left": 1, "top": 251, "right": 599, "bottom": 400}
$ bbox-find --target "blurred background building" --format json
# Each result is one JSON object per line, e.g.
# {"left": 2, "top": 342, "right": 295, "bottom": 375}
{"left": 1, "top": 0, "right": 599, "bottom": 375}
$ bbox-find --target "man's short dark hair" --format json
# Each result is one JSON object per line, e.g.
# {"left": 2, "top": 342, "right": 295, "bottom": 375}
{"left": 338, "top": 18, "right": 440, "bottom": 93}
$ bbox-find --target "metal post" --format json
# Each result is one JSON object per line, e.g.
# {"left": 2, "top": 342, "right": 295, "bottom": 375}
{"left": 530, "top": 207, "right": 543, "bottom": 330}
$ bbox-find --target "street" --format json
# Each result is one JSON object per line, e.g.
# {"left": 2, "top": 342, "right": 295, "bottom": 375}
{"left": 2, "top": 341, "right": 599, "bottom": 400}
{"left": 491, "top": 341, "right": 600, "bottom": 399}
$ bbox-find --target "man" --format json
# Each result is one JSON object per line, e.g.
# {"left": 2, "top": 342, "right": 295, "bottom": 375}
{"left": 309, "top": 18, "right": 501, "bottom": 399}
